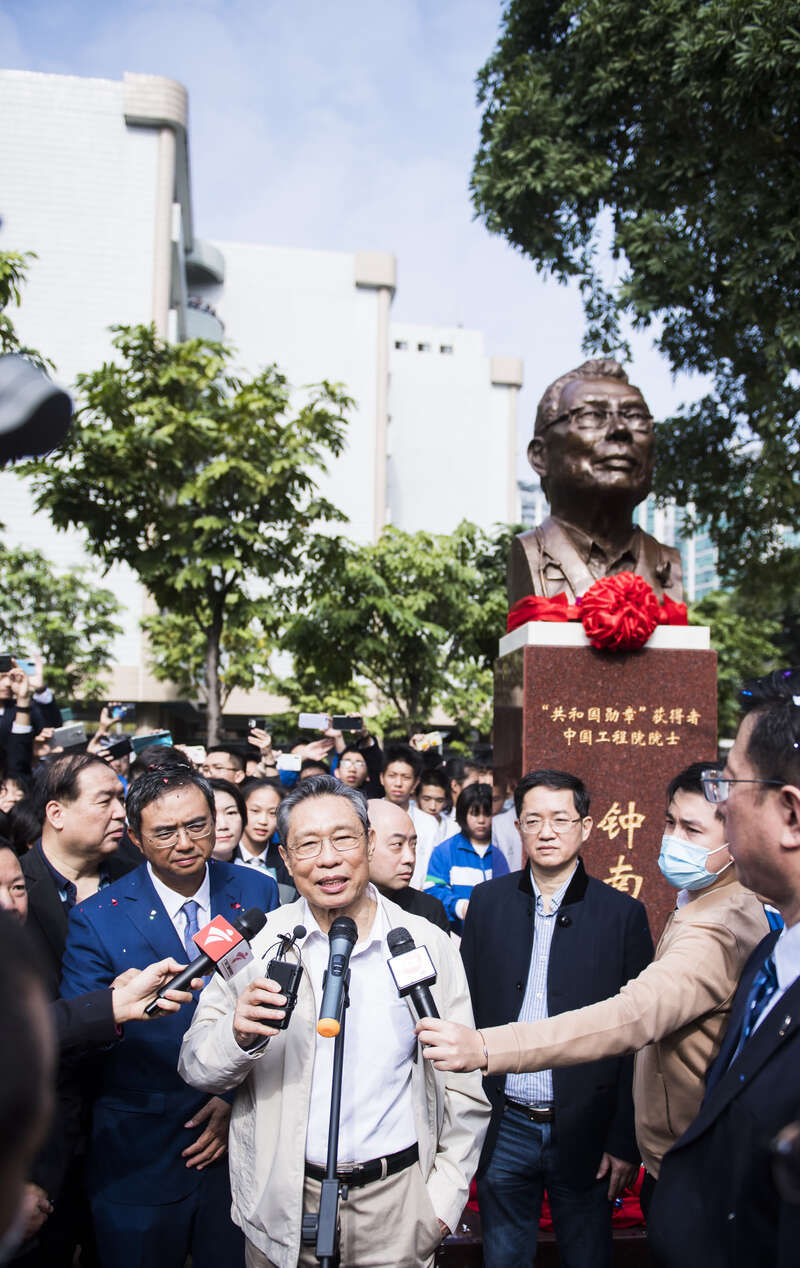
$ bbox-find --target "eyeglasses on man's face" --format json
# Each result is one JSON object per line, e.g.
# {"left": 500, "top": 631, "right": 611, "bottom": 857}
{"left": 518, "top": 816, "right": 582, "bottom": 837}
{"left": 701, "top": 770, "right": 784, "bottom": 804}
{"left": 142, "top": 819, "right": 213, "bottom": 849}
{"left": 287, "top": 833, "right": 365, "bottom": 861}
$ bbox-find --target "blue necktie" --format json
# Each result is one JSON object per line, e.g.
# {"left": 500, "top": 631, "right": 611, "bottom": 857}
{"left": 181, "top": 899, "right": 200, "bottom": 962}
{"left": 728, "top": 952, "right": 779, "bottom": 1067}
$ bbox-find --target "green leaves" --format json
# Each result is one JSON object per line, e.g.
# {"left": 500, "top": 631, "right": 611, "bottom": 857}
{"left": 283, "top": 521, "right": 520, "bottom": 732}
{"left": 473, "top": 0, "right": 800, "bottom": 589}
{"left": 19, "top": 324, "right": 352, "bottom": 739}
{"left": 0, "top": 544, "right": 121, "bottom": 700}
{"left": 689, "top": 590, "right": 782, "bottom": 737}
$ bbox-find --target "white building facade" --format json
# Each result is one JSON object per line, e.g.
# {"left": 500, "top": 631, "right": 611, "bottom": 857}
{"left": 0, "top": 68, "right": 522, "bottom": 716}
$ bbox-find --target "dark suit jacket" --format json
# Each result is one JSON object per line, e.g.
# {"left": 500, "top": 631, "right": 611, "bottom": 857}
{"left": 461, "top": 859, "right": 653, "bottom": 1186}
{"left": 21, "top": 842, "right": 136, "bottom": 998}
{"left": 388, "top": 883, "right": 451, "bottom": 933}
{"left": 59, "top": 860, "right": 279, "bottom": 1207}
{"left": 648, "top": 930, "right": 800, "bottom": 1268}
{"left": 52, "top": 989, "right": 117, "bottom": 1055}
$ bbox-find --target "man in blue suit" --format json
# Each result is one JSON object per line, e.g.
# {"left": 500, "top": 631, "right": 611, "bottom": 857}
{"left": 60, "top": 764, "right": 279, "bottom": 1268}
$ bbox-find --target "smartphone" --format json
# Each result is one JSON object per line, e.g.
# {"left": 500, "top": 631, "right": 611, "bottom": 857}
{"left": 61, "top": 707, "right": 74, "bottom": 722}
{"left": 180, "top": 745, "right": 207, "bottom": 766}
{"left": 104, "top": 736, "right": 133, "bottom": 761}
{"left": 51, "top": 722, "right": 87, "bottom": 750}
{"left": 331, "top": 715, "right": 363, "bottom": 732}
{"left": 277, "top": 753, "right": 302, "bottom": 772}
{"left": 131, "top": 730, "right": 173, "bottom": 754}
{"left": 248, "top": 717, "right": 267, "bottom": 731}
{"left": 0, "top": 655, "right": 12, "bottom": 674}
{"left": 109, "top": 703, "right": 136, "bottom": 721}
{"left": 298, "top": 712, "right": 330, "bottom": 730}
{"left": 15, "top": 658, "right": 36, "bottom": 678}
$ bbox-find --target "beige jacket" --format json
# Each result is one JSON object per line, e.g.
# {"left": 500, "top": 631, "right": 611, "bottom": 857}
{"left": 482, "top": 869, "right": 768, "bottom": 1176}
{"left": 178, "top": 895, "right": 490, "bottom": 1267}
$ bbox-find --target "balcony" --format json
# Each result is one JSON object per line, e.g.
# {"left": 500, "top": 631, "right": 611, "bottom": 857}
{"left": 184, "top": 295, "right": 225, "bottom": 342}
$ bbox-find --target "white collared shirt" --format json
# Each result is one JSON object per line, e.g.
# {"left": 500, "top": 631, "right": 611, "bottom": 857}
{"left": 147, "top": 862, "right": 211, "bottom": 949}
{"left": 234, "top": 843, "right": 277, "bottom": 880}
{"left": 753, "top": 918, "right": 800, "bottom": 1032}
{"left": 301, "top": 884, "right": 417, "bottom": 1165}
{"left": 409, "top": 805, "right": 450, "bottom": 890}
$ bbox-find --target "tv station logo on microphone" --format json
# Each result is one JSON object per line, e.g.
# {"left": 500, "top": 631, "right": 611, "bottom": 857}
{"left": 194, "top": 915, "right": 254, "bottom": 981}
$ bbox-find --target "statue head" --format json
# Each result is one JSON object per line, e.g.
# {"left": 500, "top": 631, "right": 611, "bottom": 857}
{"left": 529, "top": 358, "right": 655, "bottom": 514}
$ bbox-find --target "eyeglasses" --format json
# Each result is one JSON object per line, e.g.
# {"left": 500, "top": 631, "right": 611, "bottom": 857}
{"left": 519, "top": 816, "right": 582, "bottom": 836}
{"left": 701, "top": 771, "right": 784, "bottom": 804}
{"left": 288, "top": 833, "right": 364, "bottom": 861}
{"left": 549, "top": 403, "right": 654, "bottom": 434}
{"left": 143, "top": 820, "right": 213, "bottom": 849}
{"left": 202, "top": 762, "right": 237, "bottom": 775}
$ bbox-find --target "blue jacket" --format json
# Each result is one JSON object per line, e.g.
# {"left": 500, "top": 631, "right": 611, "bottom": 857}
{"left": 60, "top": 859, "right": 278, "bottom": 1206}
{"left": 424, "top": 832, "right": 509, "bottom": 930}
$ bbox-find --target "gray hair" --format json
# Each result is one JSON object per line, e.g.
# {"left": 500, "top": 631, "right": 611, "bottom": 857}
{"left": 276, "top": 774, "right": 369, "bottom": 847}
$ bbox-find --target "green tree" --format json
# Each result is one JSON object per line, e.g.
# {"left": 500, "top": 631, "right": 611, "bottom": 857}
{"left": 472, "top": 0, "right": 800, "bottom": 584}
{"left": 0, "top": 544, "right": 121, "bottom": 700}
{"left": 0, "top": 249, "right": 51, "bottom": 369}
{"left": 21, "top": 325, "right": 352, "bottom": 743}
{"left": 282, "top": 521, "right": 519, "bottom": 733}
{"left": 689, "top": 590, "right": 782, "bottom": 738}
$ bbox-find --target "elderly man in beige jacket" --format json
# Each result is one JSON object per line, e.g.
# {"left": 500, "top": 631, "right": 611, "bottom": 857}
{"left": 416, "top": 763, "right": 768, "bottom": 1214}
{"left": 179, "top": 775, "right": 489, "bottom": 1268}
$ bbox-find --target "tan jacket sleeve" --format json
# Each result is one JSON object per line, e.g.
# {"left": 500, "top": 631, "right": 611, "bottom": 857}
{"left": 483, "top": 913, "right": 751, "bottom": 1076}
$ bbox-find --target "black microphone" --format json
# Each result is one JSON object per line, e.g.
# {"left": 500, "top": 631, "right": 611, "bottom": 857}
{"left": 317, "top": 916, "right": 358, "bottom": 1037}
{"left": 386, "top": 927, "right": 439, "bottom": 1020}
{"left": 144, "top": 906, "right": 267, "bottom": 1017}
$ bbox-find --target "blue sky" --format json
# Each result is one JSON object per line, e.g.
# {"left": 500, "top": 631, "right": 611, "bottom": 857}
{"left": 2, "top": 1, "right": 701, "bottom": 470}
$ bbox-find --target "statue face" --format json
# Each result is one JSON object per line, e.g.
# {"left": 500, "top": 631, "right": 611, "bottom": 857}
{"left": 530, "top": 376, "right": 655, "bottom": 505}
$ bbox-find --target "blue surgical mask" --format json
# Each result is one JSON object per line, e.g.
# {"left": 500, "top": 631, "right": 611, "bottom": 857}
{"left": 658, "top": 834, "right": 732, "bottom": 892}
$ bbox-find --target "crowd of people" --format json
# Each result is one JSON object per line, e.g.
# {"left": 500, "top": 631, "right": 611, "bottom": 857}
{"left": 1, "top": 658, "right": 800, "bottom": 1267}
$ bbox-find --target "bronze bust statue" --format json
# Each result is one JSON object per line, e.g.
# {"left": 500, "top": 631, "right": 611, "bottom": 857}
{"left": 509, "top": 358, "right": 684, "bottom": 606}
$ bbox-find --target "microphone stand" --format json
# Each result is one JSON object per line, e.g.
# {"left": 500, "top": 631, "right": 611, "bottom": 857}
{"left": 303, "top": 970, "right": 350, "bottom": 1267}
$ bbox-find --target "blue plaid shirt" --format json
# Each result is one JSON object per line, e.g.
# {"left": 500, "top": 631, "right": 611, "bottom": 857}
{"left": 505, "top": 864, "right": 577, "bottom": 1106}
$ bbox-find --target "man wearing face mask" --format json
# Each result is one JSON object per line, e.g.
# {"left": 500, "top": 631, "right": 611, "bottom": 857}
{"left": 415, "top": 763, "right": 768, "bottom": 1216}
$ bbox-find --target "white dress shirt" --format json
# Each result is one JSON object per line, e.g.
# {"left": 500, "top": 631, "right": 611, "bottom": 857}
{"left": 234, "top": 842, "right": 277, "bottom": 880}
{"left": 753, "top": 917, "right": 800, "bottom": 1032}
{"left": 147, "top": 863, "right": 211, "bottom": 949}
{"left": 409, "top": 805, "right": 449, "bottom": 890}
{"left": 301, "top": 885, "right": 417, "bottom": 1165}
{"left": 492, "top": 806, "right": 523, "bottom": 872}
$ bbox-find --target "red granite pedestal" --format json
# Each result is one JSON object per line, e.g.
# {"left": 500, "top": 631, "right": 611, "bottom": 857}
{"left": 494, "top": 623, "right": 718, "bottom": 938}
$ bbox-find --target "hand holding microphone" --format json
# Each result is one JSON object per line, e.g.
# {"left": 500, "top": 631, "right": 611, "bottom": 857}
{"left": 414, "top": 1017, "right": 488, "bottom": 1072}
{"left": 385, "top": 926, "right": 487, "bottom": 1072}
{"left": 145, "top": 906, "right": 267, "bottom": 1018}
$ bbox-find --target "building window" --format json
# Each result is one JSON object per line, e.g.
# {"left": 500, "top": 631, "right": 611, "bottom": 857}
{"left": 440, "top": 344, "right": 453, "bottom": 355}
{"left": 417, "top": 342, "right": 430, "bottom": 352}
{"left": 394, "top": 340, "right": 407, "bottom": 350}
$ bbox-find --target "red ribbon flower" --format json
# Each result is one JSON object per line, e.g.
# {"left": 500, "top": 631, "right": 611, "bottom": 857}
{"left": 506, "top": 572, "right": 689, "bottom": 648}
{"left": 579, "top": 573, "right": 661, "bottom": 650}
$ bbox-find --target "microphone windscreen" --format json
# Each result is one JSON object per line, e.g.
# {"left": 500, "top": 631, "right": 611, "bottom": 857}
{"left": 239, "top": 908, "right": 268, "bottom": 937}
{"left": 293, "top": 925, "right": 307, "bottom": 940}
{"left": 387, "top": 926, "right": 414, "bottom": 954}
{"left": 328, "top": 916, "right": 358, "bottom": 944}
